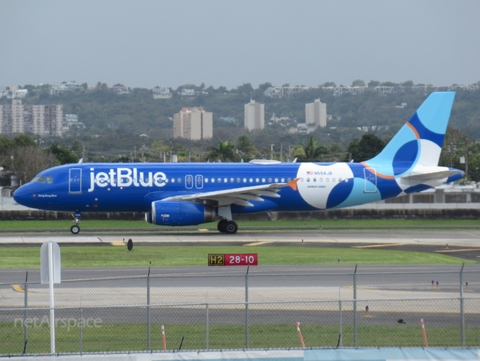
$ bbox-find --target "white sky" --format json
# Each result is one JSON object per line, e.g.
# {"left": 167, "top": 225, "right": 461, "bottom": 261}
{"left": 1, "top": 0, "right": 479, "bottom": 89}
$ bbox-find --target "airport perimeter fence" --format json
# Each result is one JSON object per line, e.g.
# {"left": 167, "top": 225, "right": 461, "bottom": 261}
{"left": 1, "top": 267, "right": 480, "bottom": 355}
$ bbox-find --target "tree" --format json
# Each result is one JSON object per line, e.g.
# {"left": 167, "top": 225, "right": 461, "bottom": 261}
{"left": 12, "top": 145, "right": 57, "bottom": 182}
{"left": 298, "top": 136, "right": 329, "bottom": 162}
{"left": 322, "top": 82, "right": 336, "bottom": 87}
{"left": 205, "top": 140, "right": 239, "bottom": 162}
{"left": 49, "top": 143, "right": 79, "bottom": 164}
{"left": 347, "top": 134, "right": 386, "bottom": 162}
{"left": 368, "top": 80, "right": 381, "bottom": 88}
{"left": 236, "top": 135, "right": 258, "bottom": 161}
{"left": 352, "top": 79, "right": 366, "bottom": 87}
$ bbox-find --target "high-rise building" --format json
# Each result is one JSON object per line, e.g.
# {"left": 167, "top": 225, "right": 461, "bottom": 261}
{"left": 173, "top": 107, "right": 212, "bottom": 140}
{"left": 0, "top": 100, "right": 64, "bottom": 136}
{"left": 305, "top": 99, "right": 327, "bottom": 128}
{"left": 244, "top": 100, "right": 264, "bottom": 131}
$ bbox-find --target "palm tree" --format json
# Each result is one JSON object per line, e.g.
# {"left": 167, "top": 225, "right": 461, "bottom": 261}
{"left": 300, "top": 136, "right": 329, "bottom": 162}
{"left": 236, "top": 135, "right": 258, "bottom": 161}
{"left": 205, "top": 140, "right": 239, "bottom": 162}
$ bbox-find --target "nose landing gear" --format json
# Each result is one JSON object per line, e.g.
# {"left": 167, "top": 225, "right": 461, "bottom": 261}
{"left": 70, "top": 211, "right": 81, "bottom": 234}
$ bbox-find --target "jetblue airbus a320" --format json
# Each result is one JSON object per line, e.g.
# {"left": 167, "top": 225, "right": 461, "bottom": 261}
{"left": 14, "top": 92, "right": 463, "bottom": 234}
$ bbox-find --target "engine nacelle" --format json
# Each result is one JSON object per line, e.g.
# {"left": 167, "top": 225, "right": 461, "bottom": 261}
{"left": 150, "top": 201, "right": 215, "bottom": 226}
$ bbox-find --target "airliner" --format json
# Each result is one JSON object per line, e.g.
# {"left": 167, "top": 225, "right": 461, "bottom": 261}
{"left": 13, "top": 92, "right": 463, "bottom": 234}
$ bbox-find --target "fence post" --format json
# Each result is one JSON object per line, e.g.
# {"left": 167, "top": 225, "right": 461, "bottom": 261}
{"left": 23, "top": 271, "right": 28, "bottom": 354}
{"left": 353, "top": 264, "right": 357, "bottom": 347}
{"left": 338, "top": 287, "right": 342, "bottom": 348}
{"left": 147, "top": 264, "right": 151, "bottom": 351}
{"left": 79, "top": 298, "right": 83, "bottom": 354}
{"left": 206, "top": 291, "right": 209, "bottom": 350}
{"left": 460, "top": 263, "right": 465, "bottom": 346}
{"left": 245, "top": 266, "right": 250, "bottom": 349}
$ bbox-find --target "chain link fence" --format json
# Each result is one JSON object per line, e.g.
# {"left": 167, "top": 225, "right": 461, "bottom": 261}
{"left": 1, "top": 267, "right": 480, "bottom": 355}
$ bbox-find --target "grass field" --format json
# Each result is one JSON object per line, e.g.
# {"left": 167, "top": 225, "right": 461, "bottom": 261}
{"left": 2, "top": 322, "right": 479, "bottom": 354}
{"left": 0, "top": 244, "right": 474, "bottom": 268}
{"left": 1, "top": 218, "right": 480, "bottom": 231}
{"left": 1, "top": 219, "right": 478, "bottom": 268}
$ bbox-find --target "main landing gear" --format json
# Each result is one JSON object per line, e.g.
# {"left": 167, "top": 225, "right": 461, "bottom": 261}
{"left": 217, "top": 219, "right": 238, "bottom": 234}
{"left": 70, "top": 211, "right": 81, "bottom": 234}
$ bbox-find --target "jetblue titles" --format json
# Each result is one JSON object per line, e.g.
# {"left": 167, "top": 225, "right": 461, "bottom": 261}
{"left": 88, "top": 168, "right": 167, "bottom": 192}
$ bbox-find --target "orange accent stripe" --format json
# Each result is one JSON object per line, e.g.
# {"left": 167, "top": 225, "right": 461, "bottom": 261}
{"left": 287, "top": 178, "right": 300, "bottom": 191}
{"left": 406, "top": 122, "right": 420, "bottom": 139}
{"left": 361, "top": 162, "right": 395, "bottom": 180}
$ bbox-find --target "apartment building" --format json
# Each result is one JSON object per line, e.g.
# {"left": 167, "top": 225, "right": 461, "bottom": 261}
{"left": 244, "top": 100, "right": 264, "bottom": 131}
{"left": 0, "top": 100, "right": 63, "bottom": 136}
{"left": 305, "top": 98, "right": 327, "bottom": 128}
{"left": 173, "top": 107, "right": 212, "bottom": 140}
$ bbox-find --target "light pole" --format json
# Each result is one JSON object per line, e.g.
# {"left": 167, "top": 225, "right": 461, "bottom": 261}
{"left": 270, "top": 144, "right": 274, "bottom": 160}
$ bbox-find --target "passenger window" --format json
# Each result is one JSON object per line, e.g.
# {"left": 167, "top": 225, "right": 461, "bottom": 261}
{"left": 268, "top": 177, "right": 272, "bottom": 182}
{"left": 307, "top": 178, "right": 310, "bottom": 182}
{"left": 237, "top": 178, "right": 241, "bottom": 183}
{"left": 262, "top": 178, "right": 266, "bottom": 183}
{"left": 171, "top": 178, "right": 176, "bottom": 183}
{"left": 205, "top": 178, "right": 209, "bottom": 183}
{"left": 230, "top": 178, "right": 234, "bottom": 183}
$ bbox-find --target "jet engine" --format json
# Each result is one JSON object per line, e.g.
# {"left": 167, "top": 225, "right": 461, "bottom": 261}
{"left": 147, "top": 201, "right": 216, "bottom": 226}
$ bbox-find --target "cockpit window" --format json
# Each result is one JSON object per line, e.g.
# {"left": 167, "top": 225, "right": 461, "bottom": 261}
{"left": 31, "top": 175, "right": 53, "bottom": 184}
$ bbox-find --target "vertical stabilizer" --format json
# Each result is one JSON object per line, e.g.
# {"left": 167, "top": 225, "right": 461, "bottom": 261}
{"left": 364, "top": 92, "right": 455, "bottom": 177}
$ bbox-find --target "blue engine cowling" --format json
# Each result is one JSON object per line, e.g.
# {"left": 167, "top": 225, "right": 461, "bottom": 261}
{"left": 148, "top": 201, "right": 216, "bottom": 226}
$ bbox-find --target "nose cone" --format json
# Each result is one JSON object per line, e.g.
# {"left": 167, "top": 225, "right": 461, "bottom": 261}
{"left": 13, "top": 184, "right": 36, "bottom": 208}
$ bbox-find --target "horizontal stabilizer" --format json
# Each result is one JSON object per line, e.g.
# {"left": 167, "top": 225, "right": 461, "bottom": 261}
{"left": 401, "top": 169, "right": 463, "bottom": 182}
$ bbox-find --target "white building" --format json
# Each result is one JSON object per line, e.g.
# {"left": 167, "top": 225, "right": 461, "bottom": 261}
{"left": 50, "top": 81, "right": 82, "bottom": 95}
{"left": 244, "top": 100, "right": 264, "bottom": 131}
{"left": 153, "top": 86, "right": 172, "bottom": 99}
{"left": 173, "top": 107, "right": 212, "bottom": 140}
{"left": 305, "top": 99, "right": 327, "bottom": 128}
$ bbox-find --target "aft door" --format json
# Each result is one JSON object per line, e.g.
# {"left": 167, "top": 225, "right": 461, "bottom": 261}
{"left": 363, "top": 168, "right": 377, "bottom": 193}
{"left": 69, "top": 168, "right": 82, "bottom": 194}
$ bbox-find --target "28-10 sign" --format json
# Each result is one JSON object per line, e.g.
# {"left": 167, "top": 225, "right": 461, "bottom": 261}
{"left": 208, "top": 254, "right": 258, "bottom": 266}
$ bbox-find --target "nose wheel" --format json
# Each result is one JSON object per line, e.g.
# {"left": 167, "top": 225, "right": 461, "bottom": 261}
{"left": 70, "top": 225, "right": 80, "bottom": 234}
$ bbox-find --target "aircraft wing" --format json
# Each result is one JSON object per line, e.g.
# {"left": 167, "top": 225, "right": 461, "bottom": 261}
{"left": 162, "top": 178, "right": 300, "bottom": 207}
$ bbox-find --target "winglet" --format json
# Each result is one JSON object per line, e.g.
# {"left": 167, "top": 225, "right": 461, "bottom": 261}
{"left": 287, "top": 178, "right": 300, "bottom": 191}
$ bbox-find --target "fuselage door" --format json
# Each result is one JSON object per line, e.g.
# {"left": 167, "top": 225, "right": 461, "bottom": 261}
{"left": 363, "top": 168, "right": 377, "bottom": 193}
{"left": 185, "top": 175, "right": 193, "bottom": 189}
{"left": 195, "top": 174, "right": 203, "bottom": 189}
{"left": 69, "top": 168, "right": 82, "bottom": 194}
